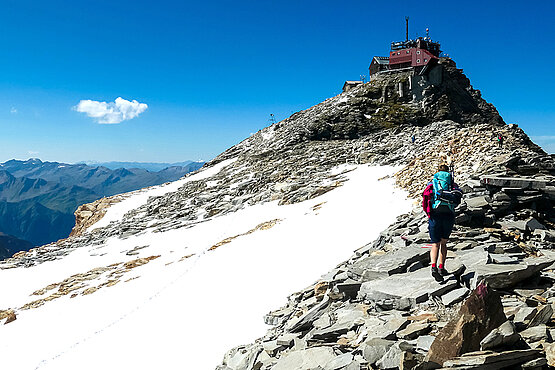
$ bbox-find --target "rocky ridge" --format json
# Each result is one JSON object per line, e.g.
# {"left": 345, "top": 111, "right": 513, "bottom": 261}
{"left": 1, "top": 60, "right": 554, "bottom": 369}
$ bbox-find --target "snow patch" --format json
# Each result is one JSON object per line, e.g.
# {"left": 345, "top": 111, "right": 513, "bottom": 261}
{"left": 0, "top": 164, "right": 412, "bottom": 370}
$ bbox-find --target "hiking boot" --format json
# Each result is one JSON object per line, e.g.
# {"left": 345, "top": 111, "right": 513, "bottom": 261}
{"left": 431, "top": 267, "right": 444, "bottom": 282}
{"left": 439, "top": 267, "right": 449, "bottom": 276}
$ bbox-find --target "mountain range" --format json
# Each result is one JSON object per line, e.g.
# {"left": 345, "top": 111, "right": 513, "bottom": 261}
{"left": 0, "top": 159, "right": 204, "bottom": 248}
{"left": 77, "top": 160, "right": 202, "bottom": 172}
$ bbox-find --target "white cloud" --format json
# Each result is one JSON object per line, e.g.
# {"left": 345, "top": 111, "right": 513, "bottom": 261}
{"left": 10, "top": 107, "right": 17, "bottom": 114}
{"left": 28, "top": 150, "right": 39, "bottom": 156}
{"left": 74, "top": 97, "right": 148, "bottom": 124}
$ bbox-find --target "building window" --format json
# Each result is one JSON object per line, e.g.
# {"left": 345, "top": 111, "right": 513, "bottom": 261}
{"left": 417, "top": 50, "right": 421, "bottom": 54}
{"left": 424, "top": 58, "right": 427, "bottom": 62}
{"left": 406, "top": 50, "right": 410, "bottom": 54}
{"left": 417, "top": 59, "right": 420, "bottom": 63}
{"left": 397, "top": 52, "right": 400, "bottom": 55}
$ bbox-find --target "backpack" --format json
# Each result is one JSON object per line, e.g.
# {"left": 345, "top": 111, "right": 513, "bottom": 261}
{"left": 432, "top": 171, "right": 462, "bottom": 211}
{"left": 422, "top": 183, "right": 434, "bottom": 218}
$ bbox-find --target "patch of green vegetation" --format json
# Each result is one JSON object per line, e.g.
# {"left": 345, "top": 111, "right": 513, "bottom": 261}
{"left": 368, "top": 101, "right": 420, "bottom": 128}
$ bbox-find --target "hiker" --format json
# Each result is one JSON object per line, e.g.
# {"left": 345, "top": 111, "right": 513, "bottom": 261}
{"left": 422, "top": 164, "right": 463, "bottom": 282}
{"left": 497, "top": 133, "right": 503, "bottom": 148}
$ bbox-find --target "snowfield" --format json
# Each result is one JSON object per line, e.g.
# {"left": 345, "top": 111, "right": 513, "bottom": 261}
{"left": 0, "top": 163, "right": 412, "bottom": 370}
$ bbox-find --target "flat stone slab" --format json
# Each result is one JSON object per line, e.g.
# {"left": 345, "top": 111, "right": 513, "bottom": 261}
{"left": 480, "top": 321, "right": 519, "bottom": 350}
{"left": 440, "top": 349, "right": 541, "bottom": 369}
{"left": 417, "top": 335, "right": 435, "bottom": 352}
{"left": 520, "top": 324, "right": 548, "bottom": 343}
{"left": 397, "top": 321, "right": 431, "bottom": 339}
{"left": 473, "top": 256, "right": 555, "bottom": 289}
{"left": 323, "top": 353, "right": 354, "bottom": 370}
{"left": 481, "top": 176, "right": 549, "bottom": 190}
{"left": 312, "top": 305, "right": 365, "bottom": 340}
{"left": 348, "top": 245, "right": 430, "bottom": 280}
{"left": 490, "top": 254, "right": 519, "bottom": 264}
{"left": 272, "top": 347, "right": 337, "bottom": 370}
{"left": 465, "top": 196, "right": 490, "bottom": 209}
{"left": 442, "top": 287, "right": 469, "bottom": 306}
{"left": 358, "top": 268, "right": 458, "bottom": 305}
{"left": 362, "top": 338, "right": 395, "bottom": 365}
{"left": 286, "top": 296, "right": 330, "bottom": 333}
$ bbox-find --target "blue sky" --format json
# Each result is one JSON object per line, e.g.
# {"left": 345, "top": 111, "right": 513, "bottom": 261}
{"left": 0, "top": 0, "right": 553, "bottom": 163}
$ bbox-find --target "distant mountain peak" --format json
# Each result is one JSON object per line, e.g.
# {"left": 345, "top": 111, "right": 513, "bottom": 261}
{"left": 25, "top": 158, "right": 43, "bottom": 164}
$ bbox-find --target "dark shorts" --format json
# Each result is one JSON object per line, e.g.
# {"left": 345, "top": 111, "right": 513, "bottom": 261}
{"left": 428, "top": 211, "right": 455, "bottom": 243}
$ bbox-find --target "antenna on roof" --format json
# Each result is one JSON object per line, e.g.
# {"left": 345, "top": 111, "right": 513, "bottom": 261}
{"left": 426, "top": 27, "right": 430, "bottom": 39}
{"left": 405, "top": 16, "right": 409, "bottom": 42}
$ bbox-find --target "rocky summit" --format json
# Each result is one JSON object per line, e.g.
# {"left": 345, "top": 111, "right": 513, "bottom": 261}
{"left": 210, "top": 61, "right": 555, "bottom": 369}
{"left": 1, "top": 58, "right": 555, "bottom": 370}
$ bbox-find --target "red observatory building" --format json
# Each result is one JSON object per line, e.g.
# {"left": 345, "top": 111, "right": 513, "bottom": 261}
{"left": 389, "top": 36, "right": 441, "bottom": 72}
{"left": 369, "top": 19, "right": 442, "bottom": 78}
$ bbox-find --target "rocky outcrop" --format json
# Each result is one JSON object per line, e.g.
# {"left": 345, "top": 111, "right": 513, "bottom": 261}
{"left": 70, "top": 194, "right": 126, "bottom": 237}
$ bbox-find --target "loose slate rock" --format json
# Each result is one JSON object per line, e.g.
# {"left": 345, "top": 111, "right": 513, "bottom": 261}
{"left": 324, "top": 353, "right": 354, "bottom": 370}
{"left": 440, "top": 349, "right": 541, "bottom": 369}
{"left": 520, "top": 324, "right": 548, "bottom": 343}
{"left": 397, "top": 321, "right": 431, "bottom": 340}
{"left": 349, "top": 245, "right": 430, "bottom": 280}
{"left": 442, "top": 287, "right": 469, "bottom": 306}
{"left": 472, "top": 256, "right": 555, "bottom": 289}
{"left": 480, "top": 320, "right": 519, "bottom": 350}
{"left": 362, "top": 338, "right": 395, "bottom": 365}
{"left": 358, "top": 268, "right": 458, "bottom": 305}
{"left": 376, "top": 343, "right": 403, "bottom": 369}
{"left": 272, "top": 347, "right": 336, "bottom": 370}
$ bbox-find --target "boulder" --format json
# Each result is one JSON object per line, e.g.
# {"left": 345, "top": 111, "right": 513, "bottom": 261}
{"left": 425, "top": 283, "right": 507, "bottom": 367}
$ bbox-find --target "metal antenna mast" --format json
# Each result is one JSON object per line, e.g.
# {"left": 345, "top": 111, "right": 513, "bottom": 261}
{"left": 405, "top": 16, "right": 409, "bottom": 42}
